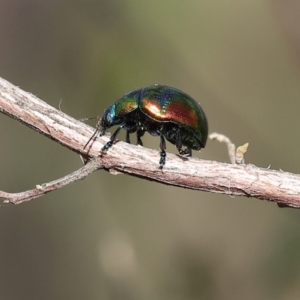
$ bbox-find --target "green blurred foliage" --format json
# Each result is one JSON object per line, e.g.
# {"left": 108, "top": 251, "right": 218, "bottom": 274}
{"left": 1, "top": 1, "right": 300, "bottom": 299}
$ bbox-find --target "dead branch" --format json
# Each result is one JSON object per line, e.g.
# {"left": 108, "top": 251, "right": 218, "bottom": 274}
{"left": 0, "top": 76, "right": 300, "bottom": 208}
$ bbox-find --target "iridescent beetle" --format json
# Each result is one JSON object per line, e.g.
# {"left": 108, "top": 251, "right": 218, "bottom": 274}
{"left": 84, "top": 84, "right": 208, "bottom": 168}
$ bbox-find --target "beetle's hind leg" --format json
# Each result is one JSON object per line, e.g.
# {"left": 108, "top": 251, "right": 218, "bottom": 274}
{"left": 179, "top": 148, "right": 192, "bottom": 157}
{"left": 174, "top": 130, "right": 192, "bottom": 157}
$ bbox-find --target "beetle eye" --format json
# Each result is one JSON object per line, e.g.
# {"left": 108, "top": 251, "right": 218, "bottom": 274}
{"left": 103, "top": 105, "right": 116, "bottom": 124}
{"left": 105, "top": 112, "right": 113, "bottom": 124}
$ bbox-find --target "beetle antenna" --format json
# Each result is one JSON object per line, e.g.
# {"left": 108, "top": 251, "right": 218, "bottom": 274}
{"left": 83, "top": 127, "right": 100, "bottom": 150}
{"left": 79, "top": 115, "right": 99, "bottom": 122}
{"left": 83, "top": 116, "right": 102, "bottom": 149}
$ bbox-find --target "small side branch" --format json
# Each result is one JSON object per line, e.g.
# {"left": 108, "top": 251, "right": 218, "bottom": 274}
{"left": 0, "top": 159, "right": 102, "bottom": 204}
{"left": 1, "top": 76, "right": 300, "bottom": 207}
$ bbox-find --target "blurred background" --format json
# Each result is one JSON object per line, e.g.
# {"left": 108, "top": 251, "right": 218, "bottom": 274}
{"left": 1, "top": 1, "right": 300, "bottom": 299}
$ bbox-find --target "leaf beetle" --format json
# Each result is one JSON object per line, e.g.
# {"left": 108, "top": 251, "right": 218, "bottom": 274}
{"left": 84, "top": 84, "right": 208, "bottom": 168}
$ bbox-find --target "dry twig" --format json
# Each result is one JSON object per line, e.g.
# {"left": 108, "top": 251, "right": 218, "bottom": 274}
{"left": 0, "top": 77, "right": 300, "bottom": 208}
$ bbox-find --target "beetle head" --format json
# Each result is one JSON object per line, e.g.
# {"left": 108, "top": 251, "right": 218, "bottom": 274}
{"left": 100, "top": 104, "right": 123, "bottom": 133}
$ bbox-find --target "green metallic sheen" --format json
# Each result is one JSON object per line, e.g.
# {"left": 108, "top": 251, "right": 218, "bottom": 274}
{"left": 84, "top": 84, "right": 208, "bottom": 168}
{"left": 113, "top": 89, "right": 140, "bottom": 117}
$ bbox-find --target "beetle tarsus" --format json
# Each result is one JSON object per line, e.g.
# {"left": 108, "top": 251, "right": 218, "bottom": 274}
{"left": 178, "top": 148, "right": 192, "bottom": 157}
{"left": 159, "top": 151, "right": 166, "bottom": 169}
{"left": 101, "top": 141, "right": 113, "bottom": 152}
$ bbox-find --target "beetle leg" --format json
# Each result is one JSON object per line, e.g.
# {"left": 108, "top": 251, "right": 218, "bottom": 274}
{"left": 136, "top": 128, "right": 145, "bottom": 146}
{"left": 159, "top": 134, "right": 167, "bottom": 169}
{"left": 175, "top": 130, "right": 183, "bottom": 153}
{"left": 182, "top": 148, "right": 192, "bottom": 156}
{"left": 126, "top": 131, "right": 131, "bottom": 144}
{"left": 178, "top": 146, "right": 192, "bottom": 157}
{"left": 125, "top": 124, "right": 139, "bottom": 144}
{"left": 174, "top": 129, "right": 192, "bottom": 157}
{"left": 101, "top": 123, "right": 125, "bottom": 152}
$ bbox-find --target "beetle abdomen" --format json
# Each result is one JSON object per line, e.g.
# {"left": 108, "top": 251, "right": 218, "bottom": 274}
{"left": 139, "top": 85, "right": 208, "bottom": 148}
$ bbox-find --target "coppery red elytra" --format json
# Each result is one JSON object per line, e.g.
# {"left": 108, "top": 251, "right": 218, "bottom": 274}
{"left": 84, "top": 84, "right": 208, "bottom": 168}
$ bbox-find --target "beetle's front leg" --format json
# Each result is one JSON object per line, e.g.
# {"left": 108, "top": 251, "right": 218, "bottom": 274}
{"left": 101, "top": 123, "right": 125, "bottom": 152}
